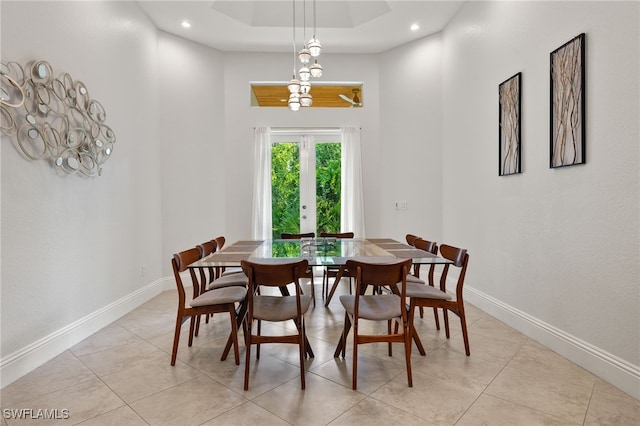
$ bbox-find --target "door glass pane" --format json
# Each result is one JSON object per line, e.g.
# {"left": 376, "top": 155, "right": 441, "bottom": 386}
{"left": 316, "top": 142, "right": 341, "bottom": 235}
{"left": 271, "top": 142, "right": 300, "bottom": 239}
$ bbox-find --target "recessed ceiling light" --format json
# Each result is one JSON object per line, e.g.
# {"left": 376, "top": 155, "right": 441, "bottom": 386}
{"left": 181, "top": 20, "right": 191, "bottom": 28}
{"left": 410, "top": 23, "right": 420, "bottom": 31}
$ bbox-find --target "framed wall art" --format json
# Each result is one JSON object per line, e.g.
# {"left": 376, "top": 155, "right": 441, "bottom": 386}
{"left": 499, "top": 72, "right": 521, "bottom": 176}
{"left": 550, "top": 33, "right": 585, "bottom": 168}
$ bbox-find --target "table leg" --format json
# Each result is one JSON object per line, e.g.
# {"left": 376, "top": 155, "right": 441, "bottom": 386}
{"left": 221, "top": 300, "right": 248, "bottom": 361}
{"left": 324, "top": 267, "right": 345, "bottom": 307}
{"left": 334, "top": 312, "right": 352, "bottom": 358}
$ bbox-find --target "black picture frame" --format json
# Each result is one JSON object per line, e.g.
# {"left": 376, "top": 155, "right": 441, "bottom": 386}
{"left": 499, "top": 72, "right": 522, "bottom": 176}
{"left": 550, "top": 33, "right": 586, "bottom": 168}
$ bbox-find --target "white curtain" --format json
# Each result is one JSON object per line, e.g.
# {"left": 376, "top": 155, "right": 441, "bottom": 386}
{"left": 251, "top": 127, "right": 272, "bottom": 239}
{"left": 340, "top": 126, "right": 366, "bottom": 237}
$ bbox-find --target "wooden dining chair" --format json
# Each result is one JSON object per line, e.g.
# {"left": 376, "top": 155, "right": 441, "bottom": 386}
{"left": 407, "top": 244, "right": 471, "bottom": 356}
{"left": 280, "top": 232, "right": 317, "bottom": 305}
{"left": 334, "top": 258, "right": 413, "bottom": 390}
{"left": 319, "top": 232, "right": 355, "bottom": 301}
{"left": 241, "top": 259, "right": 312, "bottom": 390}
{"left": 170, "top": 247, "right": 247, "bottom": 366}
{"left": 410, "top": 238, "right": 440, "bottom": 327}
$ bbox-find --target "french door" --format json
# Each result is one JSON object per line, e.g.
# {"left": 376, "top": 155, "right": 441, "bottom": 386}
{"left": 271, "top": 132, "right": 341, "bottom": 239}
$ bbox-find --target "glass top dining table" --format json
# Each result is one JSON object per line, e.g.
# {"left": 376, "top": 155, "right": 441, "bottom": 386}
{"left": 189, "top": 238, "right": 452, "bottom": 360}
{"left": 191, "top": 237, "right": 451, "bottom": 269}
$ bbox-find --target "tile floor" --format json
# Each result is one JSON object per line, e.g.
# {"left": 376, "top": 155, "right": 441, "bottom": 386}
{"left": 2, "top": 280, "right": 639, "bottom": 425}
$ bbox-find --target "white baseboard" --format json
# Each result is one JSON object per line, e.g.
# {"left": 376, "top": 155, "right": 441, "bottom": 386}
{"left": 0, "top": 278, "right": 167, "bottom": 389}
{"left": 464, "top": 285, "right": 640, "bottom": 400}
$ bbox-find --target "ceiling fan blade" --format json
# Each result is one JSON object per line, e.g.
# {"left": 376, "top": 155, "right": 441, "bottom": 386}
{"left": 338, "top": 93, "right": 356, "bottom": 105}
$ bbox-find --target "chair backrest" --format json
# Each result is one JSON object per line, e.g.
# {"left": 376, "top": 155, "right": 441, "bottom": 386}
{"left": 438, "top": 244, "right": 469, "bottom": 299}
{"left": 172, "top": 247, "right": 203, "bottom": 306}
{"left": 214, "top": 236, "right": 226, "bottom": 250}
{"left": 346, "top": 258, "right": 412, "bottom": 320}
{"left": 346, "top": 258, "right": 412, "bottom": 293}
{"left": 413, "top": 238, "right": 438, "bottom": 283}
{"left": 241, "top": 259, "right": 309, "bottom": 288}
{"left": 281, "top": 232, "right": 315, "bottom": 239}
{"left": 405, "top": 234, "right": 420, "bottom": 246}
{"left": 320, "top": 232, "right": 354, "bottom": 238}
{"left": 197, "top": 240, "right": 218, "bottom": 284}
{"left": 198, "top": 240, "right": 217, "bottom": 257}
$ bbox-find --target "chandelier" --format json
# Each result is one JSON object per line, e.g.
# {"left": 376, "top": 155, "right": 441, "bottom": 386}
{"left": 288, "top": 0, "right": 323, "bottom": 111}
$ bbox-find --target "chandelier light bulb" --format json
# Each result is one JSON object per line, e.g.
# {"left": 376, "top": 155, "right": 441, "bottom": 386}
{"left": 300, "top": 92, "right": 313, "bottom": 107}
{"left": 309, "top": 60, "right": 323, "bottom": 78}
{"left": 300, "top": 81, "right": 311, "bottom": 94}
{"left": 298, "top": 66, "right": 311, "bottom": 81}
{"left": 308, "top": 37, "right": 322, "bottom": 57}
{"left": 298, "top": 47, "right": 311, "bottom": 64}
{"left": 288, "top": 92, "right": 301, "bottom": 111}
{"left": 287, "top": 76, "right": 301, "bottom": 93}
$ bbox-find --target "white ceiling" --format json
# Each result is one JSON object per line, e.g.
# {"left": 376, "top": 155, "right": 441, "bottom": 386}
{"left": 137, "top": 1, "right": 465, "bottom": 54}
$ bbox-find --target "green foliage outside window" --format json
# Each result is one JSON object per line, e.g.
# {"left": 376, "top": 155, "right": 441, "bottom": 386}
{"left": 271, "top": 142, "right": 341, "bottom": 239}
{"left": 316, "top": 143, "right": 341, "bottom": 235}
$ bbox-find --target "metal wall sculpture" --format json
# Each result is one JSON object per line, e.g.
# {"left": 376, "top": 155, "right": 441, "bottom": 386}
{"left": 550, "top": 33, "right": 585, "bottom": 168}
{"left": 0, "top": 60, "right": 115, "bottom": 176}
{"left": 499, "top": 72, "right": 522, "bottom": 176}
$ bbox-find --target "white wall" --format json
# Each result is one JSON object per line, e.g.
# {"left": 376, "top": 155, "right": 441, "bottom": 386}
{"left": 158, "top": 32, "right": 226, "bottom": 276}
{"left": 379, "top": 34, "right": 444, "bottom": 241}
{"left": 442, "top": 1, "right": 639, "bottom": 396}
{"left": 1, "top": 1, "right": 163, "bottom": 385}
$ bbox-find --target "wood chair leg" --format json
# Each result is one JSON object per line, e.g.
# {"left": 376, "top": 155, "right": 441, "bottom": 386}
{"left": 404, "top": 326, "right": 413, "bottom": 387}
{"left": 188, "top": 316, "right": 196, "bottom": 347}
{"left": 387, "top": 319, "right": 393, "bottom": 356}
{"left": 352, "top": 325, "right": 358, "bottom": 390}
{"left": 459, "top": 308, "right": 470, "bottom": 356}
{"left": 170, "top": 314, "right": 182, "bottom": 366}
{"left": 299, "top": 318, "right": 306, "bottom": 390}
{"left": 433, "top": 307, "right": 440, "bottom": 330}
{"left": 229, "top": 308, "right": 240, "bottom": 365}
{"left": 443, "top": 309, "right": 451, "bottom": 339}
{"left": 194, "top": 314, "right": 201, "bottom": 337}
{"left": 244, "top": 334, "right": 251, "bottom": 391}
{"left": 256, "top": 319, "right": 261, "bottom": 359}
{"left": 408, "top": 305, "right": 426, "bottom": 356}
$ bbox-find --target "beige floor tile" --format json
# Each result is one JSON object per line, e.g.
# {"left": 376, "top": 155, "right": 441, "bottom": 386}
{"left": 69, "top": 323, "right": 143, "bottom": 358}
{"left": 457, "top": 394, "right": 575, "bottom": 425}
{"left": 312, "top": 350, "right": 409, "bottom": 395}
{"left": 486, "top": 365, "right": 592, "bottom": 424}
{"left": 115, "top": 308, "right": 176, "bottom": 340}
{"left": 410, "top": 347, "right": 505, "bottom": 392}
{"left": 466, "top": 316, "right": 528, "bottom": 345}
{"left": 3, "top": 377, "right": 124, "bottom": 426}
{"left": 74, "top": 406, "right": 148, "bottom": 426}
{"left": 508, "top": 339, "right": 596, "bottom": 388}
{"left": 205, "top": 351, "right": 305, "bottom": 399}
{"left": 252, "top": 373, "right": 365, "bottom": 425}
{"left": 370, "top": 369, "right": 482, "bottom": 424}
{"left": 76, "top": 339, "right": 160, "bottom": 377}
{"left": 329, "top": 397, "right": 438, "bottom": 426}
{"left": 0, "top": 352, "right": 96, "bottom": 406}
{"left": 593, "top": 377, "right": 639, "bottom": 399}
{"left": 199, "top": 401, "right": 290, "bottom": 425}
{"left": 100, "top": 350, "right": 203, "bottom": 403}
{"left": 584, "top": 383, "right": 640, "bottom": 425}
{"left": 130, "top": 375, "right": 246, "bottom": 426}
